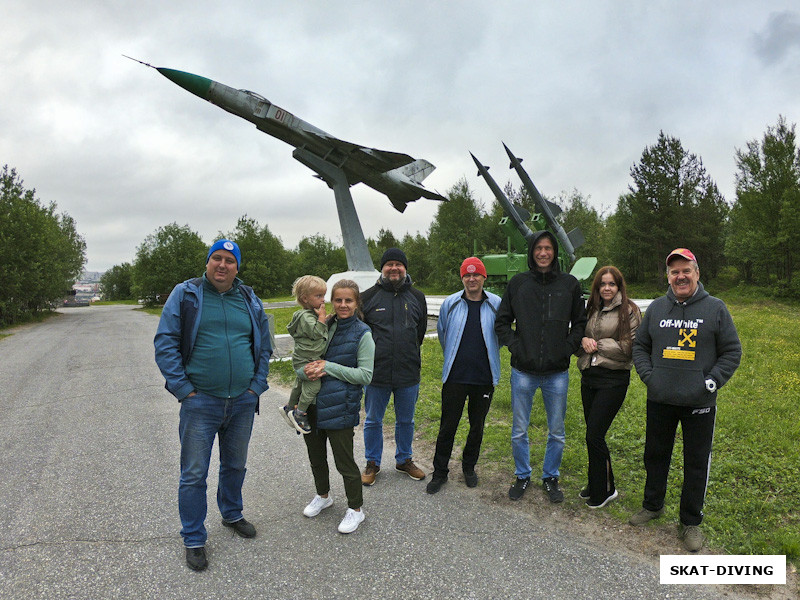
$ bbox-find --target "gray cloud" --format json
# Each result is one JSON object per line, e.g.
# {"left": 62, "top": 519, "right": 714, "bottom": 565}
{"left": 1, "top": 1, "right": 798, "bottom": 271}
{"left": 754, "top": 11, "right": 800, "bottom": 65}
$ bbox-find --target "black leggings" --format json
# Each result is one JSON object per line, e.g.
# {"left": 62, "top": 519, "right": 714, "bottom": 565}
{"left": 581, "top": 380, "right": 629, "bottom": 503}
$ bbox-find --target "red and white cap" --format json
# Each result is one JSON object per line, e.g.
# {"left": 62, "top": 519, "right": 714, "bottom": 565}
{"left": 665, "top": 248, "right": 697, "bottom": 266}
{"left": 460, "top": 257, "right": 487, "bottom": 278}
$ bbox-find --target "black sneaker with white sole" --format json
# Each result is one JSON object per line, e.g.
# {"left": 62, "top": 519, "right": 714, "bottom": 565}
{"left": 289, "top": 408, "right": 312, "bottom": 434}
{"left": 586, "top": 489, "right": 618, "bottom": 509}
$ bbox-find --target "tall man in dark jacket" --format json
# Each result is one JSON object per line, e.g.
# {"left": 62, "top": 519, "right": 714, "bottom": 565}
{"left": 360, "top": 248, "right": 428, "bottom": 485}
{"left": 495, "top": 231, "right": 586, "bottom": 503}
{"left": 154, "top": 239, "right": 272, "bottom": 571}
{"left": 629, "top": 248, "right": 741, "bottom": 552}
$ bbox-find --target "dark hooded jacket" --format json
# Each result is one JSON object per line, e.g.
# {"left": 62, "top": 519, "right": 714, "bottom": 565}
{"left": 361, "top": 274, "right": 427, "bottom": 387}
{"left": 494, "top": 230, "right": 587, "bottom": 375}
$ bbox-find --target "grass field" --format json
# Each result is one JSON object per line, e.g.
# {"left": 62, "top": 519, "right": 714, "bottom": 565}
{"left": 268, "top": 293, "right": 800, "bottom": 564}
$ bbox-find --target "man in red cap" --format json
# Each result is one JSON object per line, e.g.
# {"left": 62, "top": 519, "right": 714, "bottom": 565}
{"left": 630, "top": 248, "right": 741, "bottom": 552}
{"left": 427, "top": 257, "right": 502, "bottom": 494}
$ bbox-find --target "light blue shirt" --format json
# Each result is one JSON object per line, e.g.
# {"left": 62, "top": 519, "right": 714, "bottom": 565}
{"left": 437, "top": 290, "right": 502, "bottom": 386}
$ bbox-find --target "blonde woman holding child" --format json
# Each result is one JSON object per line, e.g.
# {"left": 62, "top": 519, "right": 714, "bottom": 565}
{"left": 279, "top": 275, "right": 328, "bottom": 434}
{"left": 300, "top": 279, "right": 374, "bottom": 533}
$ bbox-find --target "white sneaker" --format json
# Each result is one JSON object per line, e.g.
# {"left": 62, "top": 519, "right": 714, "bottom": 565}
{"left": 303, "top": 494, "right": 334, "bottom": 517}
{"left": 337, "top": 508, "right": 365, "bottom": 534}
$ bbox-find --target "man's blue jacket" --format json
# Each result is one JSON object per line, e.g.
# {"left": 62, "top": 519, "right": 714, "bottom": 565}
{"left": 154, "top": 276, "right": 272, "bottom": 401}
{"left": 437, "top": 290, "right": 502, "bottom": 386}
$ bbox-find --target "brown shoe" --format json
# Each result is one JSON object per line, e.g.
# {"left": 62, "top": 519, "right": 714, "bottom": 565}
{"left": 395, "top": 459, "right": 426, "bottom": 481}
{"left": 361, "top": 460, "right": 380, "bottom": 486}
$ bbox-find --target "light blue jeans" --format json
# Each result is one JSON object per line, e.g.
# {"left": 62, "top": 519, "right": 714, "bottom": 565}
{"left": 510, "top": 367, "right": 569, "bottom": 480}
{"left": 363, "top": 384, "right": 420, "bottom": 465}
{"left": 178, "top": 390, "right": 257, "bottom": 548}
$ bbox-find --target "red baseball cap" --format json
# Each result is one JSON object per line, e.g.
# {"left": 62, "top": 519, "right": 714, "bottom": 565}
{"left": 460, "top": 257, "right": 487, "bottom": 278}
{"left": 666, "top": 248, "right": 697, "bottom": 266}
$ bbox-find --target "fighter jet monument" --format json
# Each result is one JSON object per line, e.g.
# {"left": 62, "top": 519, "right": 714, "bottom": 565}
{"left": 128, "top": 57, "right": 446, "bottom": 293}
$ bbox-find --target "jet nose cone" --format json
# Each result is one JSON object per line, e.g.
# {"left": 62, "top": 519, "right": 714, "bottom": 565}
{"left": 156, "top": 68, "right": 213, "bottom": 100}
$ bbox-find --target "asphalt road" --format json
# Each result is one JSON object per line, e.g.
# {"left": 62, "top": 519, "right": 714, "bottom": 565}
{"left": 0, "top": 305, "right": 748, "bottom": 600}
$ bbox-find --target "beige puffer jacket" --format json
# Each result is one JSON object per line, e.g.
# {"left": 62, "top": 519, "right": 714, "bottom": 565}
{"left": 576, "top": 292, "right": 641, "bottom": 371}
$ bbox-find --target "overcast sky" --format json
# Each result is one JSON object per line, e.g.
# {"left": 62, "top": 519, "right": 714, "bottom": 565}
{"left": 3, "top": 2, "right": 799, "bottom": 272}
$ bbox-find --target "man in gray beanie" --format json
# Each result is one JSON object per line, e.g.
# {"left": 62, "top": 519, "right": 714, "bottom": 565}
{"left": 360, "top": 248, "right": 428, "bottom": 485}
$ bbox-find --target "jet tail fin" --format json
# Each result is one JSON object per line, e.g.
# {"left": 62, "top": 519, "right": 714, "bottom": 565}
{"left": 390, "top": 159, "right": 436, "bottom": 183}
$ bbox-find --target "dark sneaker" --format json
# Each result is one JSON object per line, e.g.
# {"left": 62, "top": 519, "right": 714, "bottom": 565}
{"left": 679, "top": 524, "right": 704, "bottom": 552}
{"left": 361, "top": 460, "right": 380, "bottom": 486}
{"left": 278, "top": 405, "right": 296, "bottom": 430}
{"left": 586, "top": 489, "right": 618, "bottom": 509}
{"left": 508, "top": 477, "right": 530, "bottom": 501}
{"left": 629, "top": 507, "right": 665, "bottom": 526}
{"left": 542, "top": 477, "right": 564, "bottom": 503}
{"left": 289, "top": 408, "right": 312, "bottom": 434}
{"left": 185, "top": 546, "right": 207, "bottom": 571}
{"left": 395, "top": 459, "right": 426, "bottom": 480}
{"left": 222, "top": 517, "right": 256, "bottom": 538}
{"left": 463, "top": 470, "right": 478, "bottom": 488}
{"left": 578, "top": 486, "right": 590, "bottom": 500}
{"left": 426, "top": 476, "right": 447, "bottom": 494}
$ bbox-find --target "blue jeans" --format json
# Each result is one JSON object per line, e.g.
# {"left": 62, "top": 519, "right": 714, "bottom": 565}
{"left": 510, "top": 367, "right": 569, "bottom": 480}
{"left": 363, "top": 384, "right": 420, "bottom": 465}
{"left": 178, "top": 390, "right": 257, "bottom": 547}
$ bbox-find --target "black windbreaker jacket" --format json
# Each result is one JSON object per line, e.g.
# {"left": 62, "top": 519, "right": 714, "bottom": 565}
{"left": 361, "top": 274, "right": 427, "bottom": 387}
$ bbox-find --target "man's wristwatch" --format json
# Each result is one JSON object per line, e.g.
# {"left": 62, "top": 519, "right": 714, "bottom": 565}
{"left": 705, "top": 378, "right": 717, "bottom": 393}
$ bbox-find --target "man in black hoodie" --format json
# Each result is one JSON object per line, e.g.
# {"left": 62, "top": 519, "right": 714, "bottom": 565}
{"left": 630, "top": 248, "right": 741, "bottom": 552}
{"left": 495, "top": 231, "right": 587, "bottom": 503}
{"left": 360, "top": 248, "right": 428, "bottom": 485}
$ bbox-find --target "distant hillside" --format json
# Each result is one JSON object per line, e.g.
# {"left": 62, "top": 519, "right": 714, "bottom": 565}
{"left": 80, "top": 270, "right": 104, "bottom": 283}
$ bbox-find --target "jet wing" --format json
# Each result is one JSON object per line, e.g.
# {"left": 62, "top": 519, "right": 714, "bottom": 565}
{"left": 313, "top": 133, "right": 416, "bottom": 173}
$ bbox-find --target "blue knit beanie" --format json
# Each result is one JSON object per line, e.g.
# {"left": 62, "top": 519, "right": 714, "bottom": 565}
{"left": 207, "top": 239, "right": 241, "bottom": 267}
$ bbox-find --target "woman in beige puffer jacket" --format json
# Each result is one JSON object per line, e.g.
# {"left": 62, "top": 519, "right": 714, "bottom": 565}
{"left": 575, "top": 266, "right": 641, "bottom": 508}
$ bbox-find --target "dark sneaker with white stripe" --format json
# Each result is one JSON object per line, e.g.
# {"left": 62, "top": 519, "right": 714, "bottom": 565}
{"left": 508, "top": 477, "right": 530, "bottom": 501}
{"left": 542, "top": 477, "right": 564, "bottom": 503}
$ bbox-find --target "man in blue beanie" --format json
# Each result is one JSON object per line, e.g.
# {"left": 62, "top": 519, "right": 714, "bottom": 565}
{"left": 154, "top": 239, "right": 272, "bottom": 571}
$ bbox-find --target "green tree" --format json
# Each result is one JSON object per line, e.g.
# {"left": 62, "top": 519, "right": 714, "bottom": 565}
{"left": 726, "top": 116, "right": 800, "bottom": 288}
{"left": 100, "top": 263, "right": 133, "bottom": 300}
{"left": 427, "top": 178, "right": 484, "bottom": 292}
{"left": 368, "top": 228, "right": 399, "bottom": 267}
{"left": 220, "top": 216, "right": 293, "bottom": 297}
{"left": 0, "top": 165, "right": 86, "bottom": 325}
{"left": 399, "top": 232, "right": 432, "bottom": 288}
{"left": 132, "top": 223, "right": 207, "bottom": 305}
{"left": 611, "top": 132, "right": 728, "bottom": 282}
{"left": 292, "top": 234, "right": 347, "bottom": 283}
